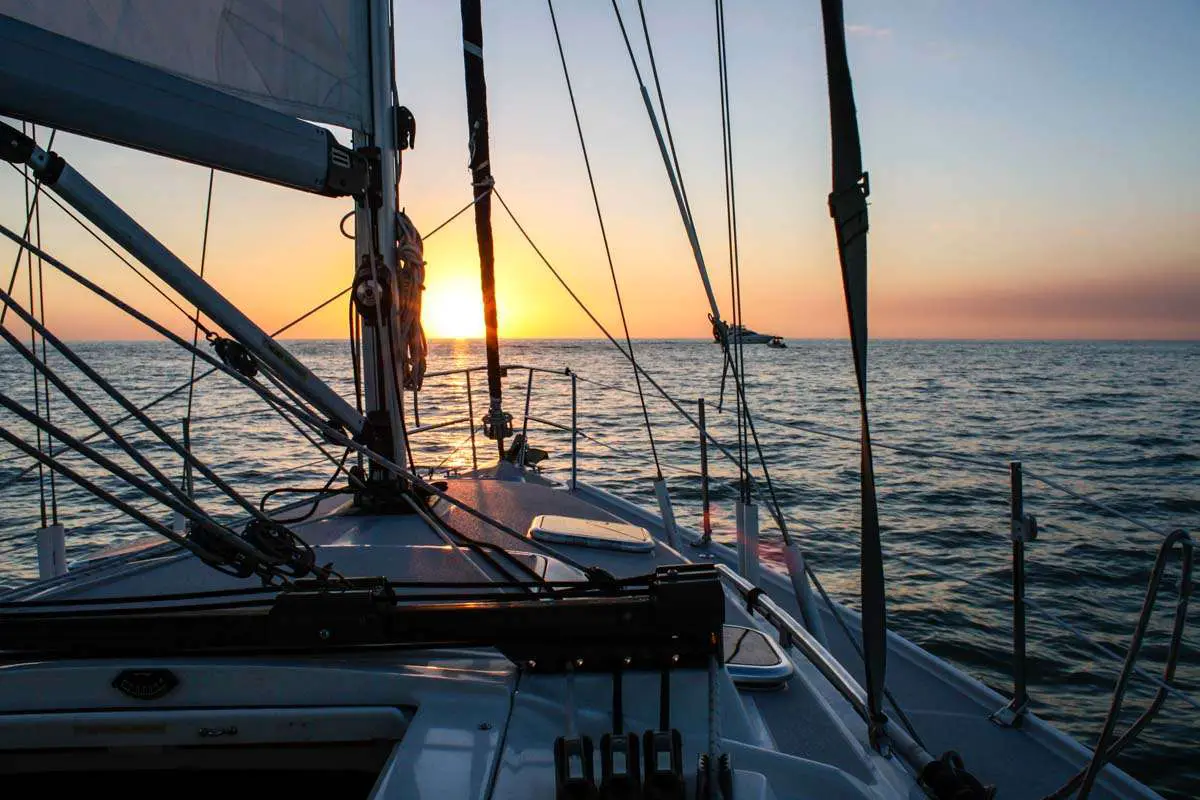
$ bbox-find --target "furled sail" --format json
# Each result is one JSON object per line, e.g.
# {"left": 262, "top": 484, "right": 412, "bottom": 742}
{"left": 0, "top": 0, "right": 370, "bottom": 130}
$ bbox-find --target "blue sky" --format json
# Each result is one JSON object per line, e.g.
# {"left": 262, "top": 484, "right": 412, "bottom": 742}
{"left": 1, "top": 1, "right": 1196, "bottom": 339}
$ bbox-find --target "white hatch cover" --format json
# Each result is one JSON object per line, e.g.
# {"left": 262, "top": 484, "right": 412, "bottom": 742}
{"left": 527, "top": 515, "right": 655, "bottom": 552}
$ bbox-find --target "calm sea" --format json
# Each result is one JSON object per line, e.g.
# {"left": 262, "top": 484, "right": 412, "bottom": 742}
{"left": 1, "top": 338, "right": 1196, "bottom": 796}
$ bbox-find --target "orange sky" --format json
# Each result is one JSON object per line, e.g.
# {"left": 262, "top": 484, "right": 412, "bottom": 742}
{"left": 1, "top": 2, "right": 1197, "bottom": 342}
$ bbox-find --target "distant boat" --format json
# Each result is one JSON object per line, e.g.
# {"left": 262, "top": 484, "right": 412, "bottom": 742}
{"left": 712, "top": 322, "right": 778, "bottom": 344}
{"left": 767, "top": 336, "right": 787, "bottom": 349}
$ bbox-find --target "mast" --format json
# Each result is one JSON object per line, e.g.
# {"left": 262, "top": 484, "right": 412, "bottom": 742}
{"left": 352, "top": 0, "right": 409, "bottom": 478}
{"left": 460, "top": 0, "right": 510, "bottom": 457}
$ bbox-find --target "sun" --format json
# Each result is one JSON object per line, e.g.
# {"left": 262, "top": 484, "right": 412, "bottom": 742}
{"left": 422, "top": 276, "right": 485, "bottom": 339}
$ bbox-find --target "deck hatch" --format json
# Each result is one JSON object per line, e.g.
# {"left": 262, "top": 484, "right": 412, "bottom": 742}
{"left": 528, "top": 514, "right": 655, "bottom": 552}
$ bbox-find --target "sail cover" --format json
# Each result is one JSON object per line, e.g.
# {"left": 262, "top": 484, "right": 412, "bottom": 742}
{"left": 0, "top": 1, "right": 370, "bottom": 130}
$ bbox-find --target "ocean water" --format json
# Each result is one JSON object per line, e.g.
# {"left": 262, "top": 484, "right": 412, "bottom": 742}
{"left": 0, "top": 338, "right": 1196, "bottom": 796}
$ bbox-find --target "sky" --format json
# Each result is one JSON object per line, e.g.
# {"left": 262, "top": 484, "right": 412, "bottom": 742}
{"left": 1, "top": 0, "right": 1198, "bottom": 341}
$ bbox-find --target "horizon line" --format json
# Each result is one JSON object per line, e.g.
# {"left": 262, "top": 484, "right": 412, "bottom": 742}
{"left": 48, "top": 335, "right": 1200, "bottom": 344}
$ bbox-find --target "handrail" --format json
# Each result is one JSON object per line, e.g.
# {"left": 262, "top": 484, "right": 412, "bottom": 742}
{"left": 715, "top": 563, "right": 934, "bottom": 777}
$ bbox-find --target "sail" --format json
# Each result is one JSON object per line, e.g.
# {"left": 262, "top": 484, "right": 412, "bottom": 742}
{"left": 0, "top": 0, "right": 370, "bottom": 130}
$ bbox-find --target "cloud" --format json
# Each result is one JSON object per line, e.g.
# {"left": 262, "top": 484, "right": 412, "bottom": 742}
{"left": 875, "top": 268, "right": 1200, "bottom": 339}
{"left": 847, "top": 24, "right": 893, "bottom": 39}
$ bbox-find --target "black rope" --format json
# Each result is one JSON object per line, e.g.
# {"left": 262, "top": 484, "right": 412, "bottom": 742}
{"left": 33, "top": 134, "right": 56, "bottom": 526}
{"left": 0, "top": 403, "right": 252, "bottom": 579}
{"left": 715, "top": 0, "right": 751, "bottom": 504}
{"left": 0, "top": 320, "right": 202, "bottom": 516}
{"left": 547, "top": 0, "right": 663, "bottom": 479}
{"left": 0, "top": 285, "right": 273, "bottom": 523}
{"left": 804, "top": 561, "right": 926, "bottom": 749}
{"left": 0, "top": 129, "right": 56, "bottom": 326}
{"left": 608, "top": 0, "right": 794, "bottom": 546}
{"left": 20, "top": 122, "right": 48, "bottom": 529}
{"left": 0, "top": 222, "right": 359, "bottom": 504}
{"left": 6, "top": 165, "right": 216, "bottom": 337}
{"left": 259, "top": 447, "right": 354, "bottom": 525}
{"left": 0, "top": 285, "right": 351, "bottom": 493}
{"left": 634, "top": 1, "right": 695, "bottom": 227}
{"left": 182, "top": 169, "right": 216, "bottom": 488}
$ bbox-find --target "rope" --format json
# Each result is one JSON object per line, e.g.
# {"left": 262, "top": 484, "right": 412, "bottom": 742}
{"left": 608, "top": 0, "right": 792, "bottom": 547}
{"left": 802, "top": 559, "right": 927, "bottom": 748}
{"left": 0, "top": 286, "right": 351, "bottom": 491}
{"left": 395, "top": 210, "right": 427, "bottom": 391}
{"left": 0, "top": 223, "right": 360, "bottom": 500}
{"left": 20, "top": 122, "right": 48, "bottom": 528}
{"left": 0, "top": 286, "right": 271, "bottom": 523}
{"left": 633, "top": 1, "right": 695, "bottom": 225}
{"left": 424, "top": 188, "right": 492, "bottom": 239}
{"left": 33, "top": 141, "right": 56, "bottom": 526}
{"left": 182, "top": 169, "right": 216, "bottom": 490}
{"left": 547, "top": 0, "right": 664, "bottom": 480}
{"left": 494, "top": 188, "right": 747, "bottom": 484}
{"left": 6, "top": 165, "right": 215, "bottom": 336}
{"left": 714, "top": 0, "right": 751, "bottom": 505}
{"left": 0, "top": 129, "right": 56, "bottom": 326}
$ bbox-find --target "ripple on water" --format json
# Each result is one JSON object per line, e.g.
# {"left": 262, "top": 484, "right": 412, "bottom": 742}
{"left": 0, "top": 339, "right": 1196, "bottom": 797}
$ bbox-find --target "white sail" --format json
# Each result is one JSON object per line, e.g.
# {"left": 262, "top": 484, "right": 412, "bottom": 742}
{"left": 0, "top": 0, "right": 370, "bottom": 130}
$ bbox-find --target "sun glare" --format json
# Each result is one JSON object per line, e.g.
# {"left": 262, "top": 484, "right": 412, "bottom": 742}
{"left": 423, "top": 277, "right": 485, "bottom": 339}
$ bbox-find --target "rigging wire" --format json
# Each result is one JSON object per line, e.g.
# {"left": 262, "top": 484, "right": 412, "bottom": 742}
{"left": 713, "top": 0, "right": 747, "bottom": 500}
{"left": 546, "top": 0, "right": 663, "bottom": 480}
{"left": 5, "top": 165, "right": 216, "bottom": 336}
{"left": 0, "top": 286, "right": 351, "bottom": 491}
{"left": 0, "top": 403, "right": 268, "bottom": 582}
{"left": 633, "top": 1, "right": 694, "bottom": 226}
{"left": 19, "top": 122, "right": 48, "bottom": 528}
{"left": 33, "top": 131, "right": 57, "bottom": 526}
{"left": 608, "top": 0, "right": 791, "bottom": 540}
{"left": 0, "top": 130, "right": 56, "bottom": 326}
{"left": 182, "top": 169, "right": 216, "bottom": 492}
{"left": 0, "top": 223, "right": 366, "bottom": 519}
{"left": 714, "top": 0, "right": 751, "bottom": 505}
{"left": 0, "top": 286, "right": 280, "bottom": 524}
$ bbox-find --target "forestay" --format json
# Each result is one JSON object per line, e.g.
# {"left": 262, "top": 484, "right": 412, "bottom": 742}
{"left": 0, "top": 0, "right": 371, "bottom": 130}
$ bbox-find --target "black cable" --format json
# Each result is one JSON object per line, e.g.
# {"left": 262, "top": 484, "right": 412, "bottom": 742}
{"left": 726, "top": 627, "right": 751, "bottom": 663}
{"left": 20, "top": 125, "right": 47, "bottom": 529}
{"left": 0, "top": 283, "right": 275, "bottom": 522}
{"left": 547, "top": 0, "right": 663, "bottom": 480}
{"left": 804, "top": 562, "right": 926, "bottom": 749}
{"left": 713, "top": 0, "right": 749, "bottom": 505}
{"left": 634, "top": 0, "right": 695, "bottom": 227}
{"left": 0, "top": 321, "right": 206, "bottom": 516}
{"left": 0, "top": 129, "right": 56, "bottom": 326}
{"left": 33, "top": 134, "right": 56, "bottom": 526}
{"left": 6, "top": 165, "right": 215, "bottom": 336}
{"left": 403, "top": 494, "right": 544, "bottom": 592}
{"left": 0, "top": 282, "right": 348, "bottom": 494}
{"left": 182, "top": 169, "right": 216, "bottom": 486}
{"left": 0, "top": 422, "right": 249, "bottom": 580}
{"left": 259, "top": 447, "right": 354, "bottom": 523}
{"left": 349, "top": 288, "right": 363, "bottom": 415}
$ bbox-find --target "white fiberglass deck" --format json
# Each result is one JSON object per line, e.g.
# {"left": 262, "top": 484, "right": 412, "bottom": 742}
{"left": 0, "top": 471, "right": 1158, "bottom": 799}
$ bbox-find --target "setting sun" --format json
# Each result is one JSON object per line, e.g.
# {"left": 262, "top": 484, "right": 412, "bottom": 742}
{"left": 423, "top": 275, "right": 485, "bottom": 339}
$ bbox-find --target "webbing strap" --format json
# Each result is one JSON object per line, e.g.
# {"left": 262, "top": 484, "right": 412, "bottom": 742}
{"left": 819, "top": 0, "right": 888, "bottom": 748}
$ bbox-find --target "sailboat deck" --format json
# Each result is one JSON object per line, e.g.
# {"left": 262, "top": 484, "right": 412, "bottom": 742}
{"left": 0, "top": 474, "right": 1159, "bottom": 798}
{"left": 433, "top": 476, "right": 1155, "bottom": 798}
